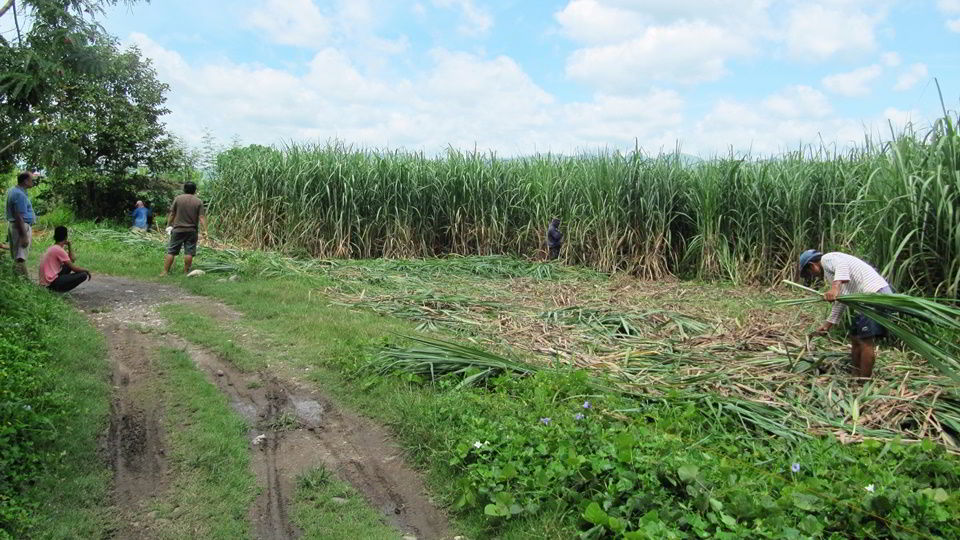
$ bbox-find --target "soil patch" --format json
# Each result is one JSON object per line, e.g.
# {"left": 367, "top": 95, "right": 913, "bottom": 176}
{"left": 69, "top": 276, "right": 452, "bottom": 539}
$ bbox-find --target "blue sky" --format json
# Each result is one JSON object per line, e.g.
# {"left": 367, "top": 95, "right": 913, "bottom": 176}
{"left": 91, "top": 0, "right": 960, "bottom": 156}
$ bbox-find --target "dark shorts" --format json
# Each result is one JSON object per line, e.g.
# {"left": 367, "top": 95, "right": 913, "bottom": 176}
{"left": 849, "top": 286, "right": 894, "bottom": 339}
{"left": 851, "top": 313, "right": 887, "bottom": 339}
{"left": 167, "top": 230, "right": 198, "bottom": 256}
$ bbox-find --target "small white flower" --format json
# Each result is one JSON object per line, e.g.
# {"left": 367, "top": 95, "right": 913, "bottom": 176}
{"left": 865, "top": 484, "right": 875, "bottom": 493}
{"left": 473, "top": 441, "right": 483, "bottom": 449}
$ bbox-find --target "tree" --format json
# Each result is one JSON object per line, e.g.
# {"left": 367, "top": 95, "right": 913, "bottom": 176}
{"left": 0, "top": 1, "right": 190, "bottom": 219}
{"left": 1, "top": 2, "right": 140, "bottom": 162}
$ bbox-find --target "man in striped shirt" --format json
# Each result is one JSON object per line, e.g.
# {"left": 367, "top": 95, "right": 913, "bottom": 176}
{"left": 798, "top": 250, "right": 893, "bottom": 378}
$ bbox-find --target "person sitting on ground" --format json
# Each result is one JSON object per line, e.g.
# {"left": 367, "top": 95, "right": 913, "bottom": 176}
{"left": 546, "top": 218, "right": 563, "bottom": 260}
{"left": 39, "top": 226, "right": 91, "bottom": 293}
{"left": 162, "top": 182, "right": 206, "bottom": 275}
{"left": 131, "top": 200, "right": 149, "bottom": 231}
{"left": 798, "top": 249, "right": 893, "bottom": 379}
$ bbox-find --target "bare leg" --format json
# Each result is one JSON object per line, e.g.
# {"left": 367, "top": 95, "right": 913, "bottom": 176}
{"left": 850, "top": 338, "right": 863, "bottom": 377}
{"left": 858, "top": 338, "right": 877, "bottom": 379}
{"left": 163, "top": 254, "right": 175, "bottom": 275}
{"left": 184, "top": 255, "right": 193, "bottom": 274}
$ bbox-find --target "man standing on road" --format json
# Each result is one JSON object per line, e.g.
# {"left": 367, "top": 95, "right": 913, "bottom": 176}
{"left": 798, "top": 249, "right": 893, "bottom": 379}
{"left": 162, "top": 182, "right": 206, "bottom": 275}
{"left": 6, "top": 171, "right": 36, "bottom": 277}
{"left": 38, "top": 226, "right": 91, "bottom": 293}
{"left": 546, "top": 218, "right": 563, "bottom": 260}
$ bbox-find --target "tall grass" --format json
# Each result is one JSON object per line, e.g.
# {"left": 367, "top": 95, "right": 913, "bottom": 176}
{"left": 209, "top": 113, "right": 960, "bottom": 295}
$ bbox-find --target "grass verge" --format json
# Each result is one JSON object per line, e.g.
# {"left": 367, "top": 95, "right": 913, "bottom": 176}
{"left": 1, "top": 270, "right": 111, "bottom": 539}
{"left": 145, "top": 347, "right": 257, "bottom": 539}
{"left": 294, "top": 466, "right": 398, "bottom": 540}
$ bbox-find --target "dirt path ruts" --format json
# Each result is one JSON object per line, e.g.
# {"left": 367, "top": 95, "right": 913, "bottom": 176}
{"left": 70, "top": 275, "right": 452, "bottom": 540}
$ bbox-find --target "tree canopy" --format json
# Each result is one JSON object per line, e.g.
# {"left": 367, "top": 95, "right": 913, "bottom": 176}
{"left": 1, "top": 1, "right": 187, "bottom": 219}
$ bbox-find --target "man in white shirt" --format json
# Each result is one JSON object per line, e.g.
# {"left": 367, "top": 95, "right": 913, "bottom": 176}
{"left": 798, "top": 250, "right": 893, "bottom": 378}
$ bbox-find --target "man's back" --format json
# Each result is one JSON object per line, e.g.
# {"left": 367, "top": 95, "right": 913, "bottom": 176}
{"left": 6, "top": 185, "right": 34, "bottom": 224}
{"left": 169, "top": 194, "right": 204, "bottom": 232}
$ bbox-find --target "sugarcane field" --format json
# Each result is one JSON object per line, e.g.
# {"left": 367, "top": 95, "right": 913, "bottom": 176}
{"left": 3, "top": 2, "right": 960, "bottom": 540}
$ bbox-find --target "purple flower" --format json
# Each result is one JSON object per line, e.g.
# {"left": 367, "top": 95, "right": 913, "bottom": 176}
{"left": 583, "top": 401, "right": 591, "bottom": 409}
{"left": 540, "top": 417, "right": 551, "bottom": 425}
{"left": 791, "top": 463, "right": 801, "bottom": 473}
{"left": 574, "top": 413, "right": 585, "bottom": 420}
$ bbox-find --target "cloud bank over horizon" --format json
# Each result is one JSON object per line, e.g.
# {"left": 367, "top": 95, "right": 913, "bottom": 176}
{"left": 96, "top": 0, "right": 959, "bottom": 157}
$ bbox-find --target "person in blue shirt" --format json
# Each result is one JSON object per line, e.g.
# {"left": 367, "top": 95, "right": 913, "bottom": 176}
{"left": 5, "top": 171, "right": 36, "bottom": 277}
{"left": 132, "top": 200, "right": 150, "bottom": 231}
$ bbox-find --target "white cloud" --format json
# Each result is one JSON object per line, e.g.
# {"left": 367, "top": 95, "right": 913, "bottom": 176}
{"left": 248, "top": 0, "right": 331, "bottom": 48}
{"left": 565, "top": 20, "right": 753, "bottom": 89}
{"left": 894, "top": 63, "right": 928, "bottom": 91}
{"left": 694, "top": 86, "right": 875, "bottom": 155}
{"left": 881, "top": 52, "right": 901, "bottom": 67}
{"left": 939, "top": 0, "right": 960, "bottom": 12}
{"left": 555, "top": 0, "right": 768, "bottom": 92}
{"left": 785, "top": 2, "right": 881, "bottom": 60}
{"left": 937, "top": 0, "right": 960, "bottom": 31}
{"left": 554, "top": 0, "right": 651, "bottom": 44}
{"left": 822, "top": 64, "right": 882, "bottom": 97}
{"left": 433, "top": 0, "right": 492, "bottom": 37}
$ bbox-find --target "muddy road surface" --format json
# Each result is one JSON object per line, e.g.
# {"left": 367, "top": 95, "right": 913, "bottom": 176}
{"left": 71, "top": 275, "right": 452, "bottom": 539}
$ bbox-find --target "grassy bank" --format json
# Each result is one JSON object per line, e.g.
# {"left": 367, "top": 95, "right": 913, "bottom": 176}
{"left": 67, "top": 228, "right": 960, "bottom": 538}
{"left": 0, "top": 270, "right": 111, "bottom": 538}
{"left": 209, "top": 113, "right": 959, "bottom": 295}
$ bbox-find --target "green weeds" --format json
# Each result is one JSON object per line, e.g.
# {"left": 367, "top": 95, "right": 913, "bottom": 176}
{"left": 0, "top": 270, "right": 110, "bottom": 538}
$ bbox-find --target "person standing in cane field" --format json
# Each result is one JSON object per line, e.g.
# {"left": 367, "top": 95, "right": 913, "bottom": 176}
{"left": 162, "top": 182, "right": 206, "bottom": 275}
{"left": 5, "top": 171, "right": 36, "bottom": 277}
{"left": 546, "top": 218, "right": 563, "bottom": 260}
{"left": 798, "top": 250, "right": 893, "bottom": 378}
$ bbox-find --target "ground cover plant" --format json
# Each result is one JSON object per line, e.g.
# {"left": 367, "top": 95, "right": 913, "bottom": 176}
{"left": 71, "top": 227, "right": 960, "bottom": 538}
{"left": 0, "top": 268, "right": 110, "bottom": 538}
{"left": 209, "top": 112, "right": 959, "bottom": 296}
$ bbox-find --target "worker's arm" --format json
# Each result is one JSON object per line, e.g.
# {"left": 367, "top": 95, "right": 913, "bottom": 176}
{"left": 64, "top": 260, "right": 90, "bottom": 277}
{"left": 814, "top": 279, "right": 849, "bottom": 334}
{"left": 167, "top": 199, "right": 178, "bottom": 226}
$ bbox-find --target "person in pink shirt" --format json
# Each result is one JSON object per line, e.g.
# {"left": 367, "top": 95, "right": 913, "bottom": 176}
{"left": 39, "top": 226, "right": 91, "bottom": 293}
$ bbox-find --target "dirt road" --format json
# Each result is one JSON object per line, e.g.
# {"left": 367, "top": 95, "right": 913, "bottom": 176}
{"left": 71, "top": 276, "right": 452, "bottom": 540}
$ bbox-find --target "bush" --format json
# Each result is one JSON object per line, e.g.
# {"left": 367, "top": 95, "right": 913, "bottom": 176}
{"left": 0, "top": 270, "right": 104, "bottom": 535}
{"left": 424, "top": 370, "right": 960, "bottom": 538}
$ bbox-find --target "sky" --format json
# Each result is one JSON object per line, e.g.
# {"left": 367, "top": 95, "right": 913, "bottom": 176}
{"left": 80, "top": 1, "right": 960, "bottom": 155}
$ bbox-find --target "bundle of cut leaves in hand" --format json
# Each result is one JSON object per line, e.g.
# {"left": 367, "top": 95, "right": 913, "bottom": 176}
{"left": 779, "top": 280, "right": 960, "bottom": 382}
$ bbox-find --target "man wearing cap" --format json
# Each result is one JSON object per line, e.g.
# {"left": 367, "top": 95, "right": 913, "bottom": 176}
{"left": 798, "top": 249, "right": 893, "bottom": 378}
{"left": 5, "top": 171, "right": 36, "bottom": 277}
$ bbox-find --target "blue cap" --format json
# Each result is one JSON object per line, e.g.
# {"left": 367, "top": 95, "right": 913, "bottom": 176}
{"left": 798, "top": 249, "right": 822, "bottom": 274}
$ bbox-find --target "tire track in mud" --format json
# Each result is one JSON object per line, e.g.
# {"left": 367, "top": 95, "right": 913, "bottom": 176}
{"left": 101, "top": 323, "right": 171, "bottom": 539}
{"left": 72, "top": 276, "right": 452, "bottom": 540}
